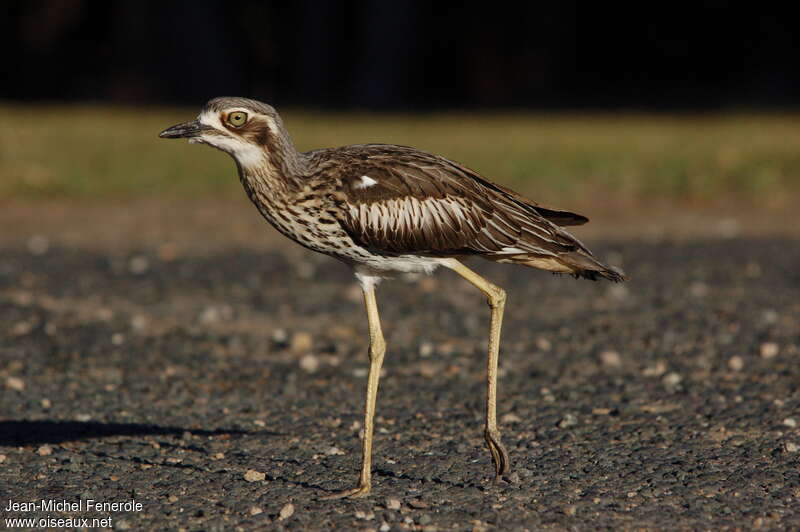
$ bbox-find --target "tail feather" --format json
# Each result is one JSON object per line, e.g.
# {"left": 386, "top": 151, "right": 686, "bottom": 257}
{"left": 477, "top": 201, "right": 627, "bottom": 282}
{"left": 559, "top": 251, "right": 628, "bottom": 282}
{"left": 502, "top": 251, "right": 627, "bottom": 282}
{"left": 570, "top": 264, "right": 627, "bottom": 282}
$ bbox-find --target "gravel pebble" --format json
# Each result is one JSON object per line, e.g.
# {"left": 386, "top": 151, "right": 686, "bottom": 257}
{"left": 130, "top": 314, "right": 148, "bottom": 332}
{"left": 662, "top": 372, "right": 682, "bottom": 387}
{"left": 37, "top": 444, "right": 53, "bottom": 456}
{"left": 12, "top": 321, "right": 34, "bottom": 336}
{"left": 419, "top": 342, "right": 435, "bottom": 357}
{"left": 290, "top": 331, "right": 313, "bottom": 353}
{"left": 643, "top": 360, "right": 667, "bottom": 377}
{"left": 761, "top": 309, "right": 779, "bottom": 325}
{"left": 599, "top": 350, "right": 622, "bottom": 367}
{"left": 271, "top": 328, "right": 288, "bottom": 345}
{"left": 278, "top": 503, "right": 294, "bottom": 521}
{"left": 5, "top": 376, "right": 25, "bottom": 391}
{"left": 728, "top": 356, "right": 744, "bottom": 371}
{"left": 501, "top": 413, "right": 522, "bottom": 423}
{"left": 243, "top": 470, "right": 266, "bottom": 482}
{"left": 299, "top": 354, "right": 320, "bottom": 373}
{"left": 385, "top": 498, "right": 401, "bottom": 510}
{"left": 760, "top": 342, "right": 779, "bottom": 358}
{"left": 198, "top": 307, "right": 217, "bottom": 324}
{"left": 128, "top": 255, "right": 150, "bottom": 275}
{"left": 690, "top": 281, "right": 709, "bottom": 297}
{"left": 536, "top": 337, "right": 552, "bottom": 351}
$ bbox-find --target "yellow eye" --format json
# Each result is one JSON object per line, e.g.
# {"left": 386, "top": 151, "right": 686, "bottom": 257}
{"left": 227, "top": 111, "right": 248, "bottom": 127}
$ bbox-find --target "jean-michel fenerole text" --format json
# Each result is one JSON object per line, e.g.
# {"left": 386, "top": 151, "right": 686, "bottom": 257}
{"left": 4, "top": 499, "right": 143, "bottom": 513}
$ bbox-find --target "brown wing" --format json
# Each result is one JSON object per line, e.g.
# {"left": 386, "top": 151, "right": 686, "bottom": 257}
{"left": 428, "top": 152, "right": 588, "bottom": 227}
{"left": 471, "top": 179, "right": 589, "bottom": 226}
{"left": 331, "top": 145, "right": 589, "bottom": 261}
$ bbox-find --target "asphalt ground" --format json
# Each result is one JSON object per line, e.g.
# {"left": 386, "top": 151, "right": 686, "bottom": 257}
{"left": 1, "top": 236, "right": 799, "bottom": 530}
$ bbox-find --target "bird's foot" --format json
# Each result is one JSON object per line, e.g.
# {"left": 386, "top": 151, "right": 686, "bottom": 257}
{"left": 485, "top": 427, "right": 511, "bottom": 481}
{"left": 320, "top": 483, "right": 372, "bottom": 500}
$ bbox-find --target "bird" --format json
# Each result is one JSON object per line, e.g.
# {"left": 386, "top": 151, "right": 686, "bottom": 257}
{"left": 159, "top": 97, "right": 626, "bottom": 499}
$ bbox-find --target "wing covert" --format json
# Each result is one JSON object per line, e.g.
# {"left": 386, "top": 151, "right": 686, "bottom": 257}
{"left": 332, "top": 150, "right": 584, "bottom": 259}
{"left": 340, "top": 165, "right": 489, "bottom": 254}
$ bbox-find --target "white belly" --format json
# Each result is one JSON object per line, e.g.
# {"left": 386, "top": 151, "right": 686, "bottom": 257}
{"left": 355, "top": 253, "right": 451, "bottom": 275}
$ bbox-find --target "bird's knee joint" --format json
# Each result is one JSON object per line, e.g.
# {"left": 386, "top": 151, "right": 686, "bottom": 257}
{"left": 370, "top": 337, "right": 386, "bottom": 359}
{"left": 486, "top": 286, "right": 506, "bottom": 308}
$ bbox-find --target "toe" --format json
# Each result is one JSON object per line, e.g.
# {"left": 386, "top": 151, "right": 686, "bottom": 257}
{"left": 484, "top": 428, "right": 511, "bottom": 478}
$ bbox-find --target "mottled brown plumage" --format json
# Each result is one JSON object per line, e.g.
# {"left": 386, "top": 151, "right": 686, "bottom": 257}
{"left": 160, "top": 97, "right": 626, "bottom": 499}
{"left": 315, "top": 143, "right": 623, "bottom": 281}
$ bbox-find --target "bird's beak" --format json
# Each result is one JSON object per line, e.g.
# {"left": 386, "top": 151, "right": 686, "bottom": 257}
{"left": 159, "top": 119, "right": 202, "bottom": 139}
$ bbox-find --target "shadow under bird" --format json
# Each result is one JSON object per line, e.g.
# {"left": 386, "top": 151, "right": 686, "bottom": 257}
{"left": 160, "top": 97, "right": 626, "bottom": 499}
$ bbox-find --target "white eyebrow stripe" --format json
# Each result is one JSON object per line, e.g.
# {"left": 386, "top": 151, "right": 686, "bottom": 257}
{"left": 198, "top": 108, "right": 251, "bottom": 130}
{"left": 198, "top": 109, "right": 223, "bottom": 129}
{"left": 193, "top": 109, "right": 265, "bottom": 169}
{"left": 354, "top": 175, "right": 378, "bottom": 189}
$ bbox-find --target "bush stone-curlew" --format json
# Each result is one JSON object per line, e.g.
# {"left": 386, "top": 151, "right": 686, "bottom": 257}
{"left": 160, "top": 97, "right": 626, "bottom": 498}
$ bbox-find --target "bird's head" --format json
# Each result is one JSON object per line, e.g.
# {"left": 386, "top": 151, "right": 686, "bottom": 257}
{"left": 159, "top": 97, "right": 284, "bottom": 170}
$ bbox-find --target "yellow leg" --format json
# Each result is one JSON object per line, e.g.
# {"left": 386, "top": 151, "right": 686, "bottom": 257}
{"left": 322, "top": 282, "right": 386, "bottom": 499}
{"left": 445, "top": 259, "right": 510, "bottom": 479}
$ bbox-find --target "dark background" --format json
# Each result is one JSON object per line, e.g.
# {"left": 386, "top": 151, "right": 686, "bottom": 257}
{"left": 2, "top": 1, "right": 799, "bottom": 109}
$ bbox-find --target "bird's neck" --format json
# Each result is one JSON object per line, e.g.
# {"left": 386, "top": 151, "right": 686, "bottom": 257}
{"left": 236, "top": 119, "right": 307, "bottom": 197}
